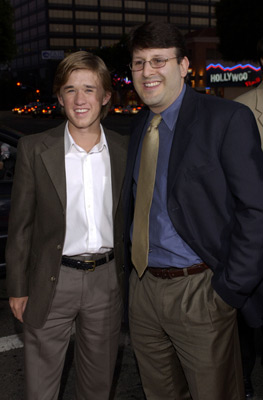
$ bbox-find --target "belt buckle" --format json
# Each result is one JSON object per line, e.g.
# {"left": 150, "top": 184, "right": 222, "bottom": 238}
{"left": 85, "top": 259, "right": 96, "bottom": 271}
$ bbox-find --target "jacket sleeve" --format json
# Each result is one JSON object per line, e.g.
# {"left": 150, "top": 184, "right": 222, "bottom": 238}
{"left": 212, "top": 104, "right": 263, "bottom": 309}
{"left": 6, "top": 137, "right": 36, "bottom": 297}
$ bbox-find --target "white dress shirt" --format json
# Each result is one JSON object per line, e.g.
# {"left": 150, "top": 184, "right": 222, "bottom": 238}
{"left": 63, "top": 122, "right": 113, "bottom": 255}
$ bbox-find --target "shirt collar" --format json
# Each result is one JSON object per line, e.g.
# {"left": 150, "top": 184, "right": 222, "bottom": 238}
{"left": 64, "top": 121, "right": 108, "bottom": 154}
{"left": 148, "top": 84, "right": 186, "bottom": 131}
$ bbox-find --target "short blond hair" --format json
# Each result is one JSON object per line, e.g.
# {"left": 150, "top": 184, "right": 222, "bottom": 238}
{"left": 53, "top": 51, "right": 112, "bottom": 120}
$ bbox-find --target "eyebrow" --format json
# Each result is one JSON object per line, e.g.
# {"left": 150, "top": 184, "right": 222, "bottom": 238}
{"left": 63, "top": 84, "right": 97, "bottom": 90}
{"left": 133, "top": 54, "right": 168, "bottom": 59}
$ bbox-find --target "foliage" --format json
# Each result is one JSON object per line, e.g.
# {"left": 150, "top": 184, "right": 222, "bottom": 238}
{"left": 90, "top": 35, "right": 134, "bottom": 105}
{"left": 216, "top": 0, "right": 263, "bottom": 62}
{"left": 91, "top": 34, "right": 131, "bottom": 78}
{"left": 0, "top": 0, "right": 17, "bottom": 63}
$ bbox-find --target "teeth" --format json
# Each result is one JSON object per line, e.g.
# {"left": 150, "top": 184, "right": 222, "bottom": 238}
{"left": 75, "top": 109, "right": 88, "bottom": 113}
{"left": 144, "top": 82, "right": 159, "bottom": 87}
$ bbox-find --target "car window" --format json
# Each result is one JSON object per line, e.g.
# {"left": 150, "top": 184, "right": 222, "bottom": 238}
{"left": 0, "top": 142, "right": 17, "bottom": 181}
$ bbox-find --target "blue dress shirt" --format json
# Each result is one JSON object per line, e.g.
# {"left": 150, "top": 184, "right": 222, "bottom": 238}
{"left": 132, "top": 84, "right": 202, "bottom": 268}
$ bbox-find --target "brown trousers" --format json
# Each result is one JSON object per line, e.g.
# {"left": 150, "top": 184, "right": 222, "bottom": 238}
{"left": 24, "top": 260, "right": 122, "bottom": 400}
{"left": 129, "top": 268, "right": 245, "bottom": 400}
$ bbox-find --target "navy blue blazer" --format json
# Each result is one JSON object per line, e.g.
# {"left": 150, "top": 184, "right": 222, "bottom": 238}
{"left": 123, "top": 85, "right": 263, "bottom": 328}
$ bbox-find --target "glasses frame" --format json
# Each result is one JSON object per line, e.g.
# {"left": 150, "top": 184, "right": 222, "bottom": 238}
{"left": 129, "top": 56, "right": 178, "bottom": 71}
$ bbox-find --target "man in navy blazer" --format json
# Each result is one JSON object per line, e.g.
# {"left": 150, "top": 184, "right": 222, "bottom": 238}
{"left": 123, "top": 22, "right": 263, "bottom": 400}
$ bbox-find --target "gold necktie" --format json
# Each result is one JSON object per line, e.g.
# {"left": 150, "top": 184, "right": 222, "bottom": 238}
{"left": 131, "top": 114, "right": 162, "bottom": 277}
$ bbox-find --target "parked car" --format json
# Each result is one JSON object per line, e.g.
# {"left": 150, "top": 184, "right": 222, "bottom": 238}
{"left": 130, "top": 104, "right": 143, "bottom": 114}
{"left": 31, "top": 102, "right": 52, "bottom": 117}
{"left": 12, "top": 105, "right": 23, "bottom": 114}
{"left": 31, "top": 102, "right": 63, "bottom": 118}
{"left": 0, "top": 127, "right": 23, "bottom": 277}
{"left": 113, "top": 105, "right": 123, "bottom": 114}
{"left": 108, "top": 104, "right": 143, "bottom": 115}
{"left": 16, "top": 102, "right": 39, "bottom": 115}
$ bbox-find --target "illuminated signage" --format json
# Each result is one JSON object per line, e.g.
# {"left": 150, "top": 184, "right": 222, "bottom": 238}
{"left": 206, "top": 63, "right": 261, "bottom": 87}
{"left": 41, "top": 50, "right": 65, "bottom": 60}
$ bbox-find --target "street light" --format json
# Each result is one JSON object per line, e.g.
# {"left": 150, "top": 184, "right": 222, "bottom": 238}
{"left": 16, "top": 82, "right": 41, "bottom": 102}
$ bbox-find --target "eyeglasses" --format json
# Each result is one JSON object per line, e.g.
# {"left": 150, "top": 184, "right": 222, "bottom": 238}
{"left": 129, "top": 56, "right": 178, "bottom": 71}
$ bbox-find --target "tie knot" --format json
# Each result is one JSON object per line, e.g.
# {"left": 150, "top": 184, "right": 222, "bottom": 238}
{"left": 150, "top": 114, "right": 162, "bottom": 128}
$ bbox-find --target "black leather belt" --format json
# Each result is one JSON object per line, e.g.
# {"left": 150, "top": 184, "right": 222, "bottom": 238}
{"left": 61, "top": 251, "right": 114, "bottom": 271}
{"left": 147, "top": 263, "right": 209, "bottom": 279}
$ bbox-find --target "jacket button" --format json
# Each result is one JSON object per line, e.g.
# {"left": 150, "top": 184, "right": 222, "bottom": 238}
{"left": 50, "top": 276, "right": 56, "bottom": 282}
{"left": 57, "top": 244, "right": 62, "bottom": 250}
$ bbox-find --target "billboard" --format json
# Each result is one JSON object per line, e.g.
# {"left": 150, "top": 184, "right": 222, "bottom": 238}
{"left": 206, "top": 63, "right": 261, "bottom": 87}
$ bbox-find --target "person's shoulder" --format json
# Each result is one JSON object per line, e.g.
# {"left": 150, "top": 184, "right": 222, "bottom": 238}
{"left": 184, "top": 86, "right": 256, "bottom": 127}
{"left": 19, "top": 122, "right": 66, "bottom": 147}
{"left": 104, "top": 127, "right": 130, "bottom": 149}
{"left": 186, "top": 86, "right": 245, "bottom": 112}
{"left": 185, "top": 84, "right": 229, "bottom": 105}
{"left": 234, "top": 88, "right": 257, "bottom": 106}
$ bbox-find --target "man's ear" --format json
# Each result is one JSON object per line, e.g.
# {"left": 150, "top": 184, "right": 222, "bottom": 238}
{"left": 102, "top": 91, "right": 111, "bottom": 106}
{"left": 57, "top": 93, "right": 64, "bottom": 107}
{"left": 180, "top": 57, "right": 190, "bottom": 79}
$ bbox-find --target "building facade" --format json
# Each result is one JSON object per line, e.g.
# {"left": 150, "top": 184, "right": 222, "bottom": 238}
{"left": 10, "top": 0, "right": 219, "bottom": 96}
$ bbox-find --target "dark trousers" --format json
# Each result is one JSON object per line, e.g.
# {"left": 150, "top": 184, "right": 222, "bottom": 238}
{"left": 238, "top": 311, "right": 263, "bottom": 378}
{"left": 238, "top": 312, "right": 256, "bottom": 378}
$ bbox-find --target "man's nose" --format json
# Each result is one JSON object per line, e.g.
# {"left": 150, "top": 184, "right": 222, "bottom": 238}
{"left": 75, "top": 91, "right": 85, "bottom": 104}
{"left": 142, "top": 61, "right": 155, "bottom": 76}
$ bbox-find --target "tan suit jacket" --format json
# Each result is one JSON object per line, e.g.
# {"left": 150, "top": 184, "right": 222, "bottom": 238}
{"left": 6, "top": 122, "right": 129, "bottom": 328}
{"left": 235, "top": 81, "right": 263, "bottom": 147}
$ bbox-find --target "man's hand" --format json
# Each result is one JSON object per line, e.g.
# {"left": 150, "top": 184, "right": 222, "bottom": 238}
{"left": 9, "top": 297, "right": 28, "bottom": 323}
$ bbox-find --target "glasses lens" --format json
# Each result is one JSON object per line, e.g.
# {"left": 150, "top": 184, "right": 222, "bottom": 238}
{"left": 130, "top": 58, "right": 168, "bottom": 71}
{"left": 150, "top": 58, "right": 166, "bottom": 68}
{"left": 130, "top": 61, "right": 143, "bottom": 71}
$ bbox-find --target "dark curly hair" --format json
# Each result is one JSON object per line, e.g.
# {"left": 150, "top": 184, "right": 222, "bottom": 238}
{"left": 127, "top": 21, "right": 189, "bottom": 64}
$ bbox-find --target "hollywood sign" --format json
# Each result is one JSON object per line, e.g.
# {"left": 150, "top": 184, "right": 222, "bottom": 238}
{"left": 206, "top": 63, "right": 261, "bottom": 87}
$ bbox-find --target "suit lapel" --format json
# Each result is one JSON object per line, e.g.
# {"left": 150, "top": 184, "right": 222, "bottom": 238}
{"left": 256, "top": 82, "right": 263, "bottom": 129}
{"left": 125, "top": 90, "right": 199, "bottom": 202}
{"left": 40, "top": 123, "right": 67, "bottom": 211}
{"left": 123, "top": 109, "right": 149, "bottom": 194}
{"left": 167, "top": 86, "right": 199, "bottom": 197}
{"left": 105, "top": 128, "right": 128, "bottom": 218}
{"left": 39, "top": 124, "right": 128, "bottom": 218}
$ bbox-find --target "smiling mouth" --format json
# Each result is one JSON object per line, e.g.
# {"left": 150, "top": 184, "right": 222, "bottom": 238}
{"left": 144, "top": 81, "right": 160, "bottom": 88}
{"left": 75, "top": 109, "right": 89, "bottom": 113}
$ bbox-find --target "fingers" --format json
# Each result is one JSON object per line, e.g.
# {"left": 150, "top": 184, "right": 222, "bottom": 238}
{"left": 9, "top": 296, "right": 28, "bottom": 323}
